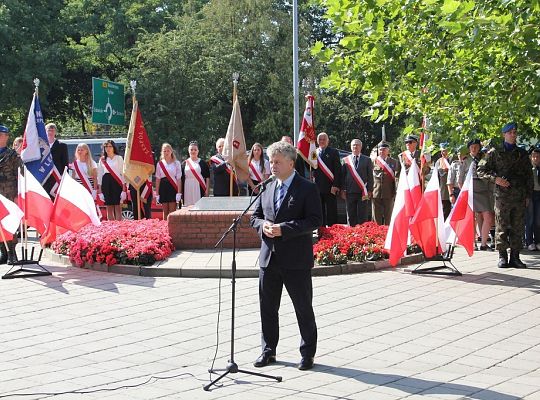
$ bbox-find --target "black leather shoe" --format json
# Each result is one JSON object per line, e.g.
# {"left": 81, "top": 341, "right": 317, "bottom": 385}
{"left": 298, "top": 357, "right": 314, "bottom": 370}
{"left": 253, "top": 353, "right": 276, "bottom": 368}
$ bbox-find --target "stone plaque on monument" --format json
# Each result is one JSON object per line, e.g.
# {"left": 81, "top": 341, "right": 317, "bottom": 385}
{"left": 191, "top": 196, "right": 256, "bottom": 211}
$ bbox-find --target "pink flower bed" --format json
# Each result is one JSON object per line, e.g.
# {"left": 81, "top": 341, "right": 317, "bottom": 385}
{"left": 51, "top": 219, "right": 174, "bottom": 267}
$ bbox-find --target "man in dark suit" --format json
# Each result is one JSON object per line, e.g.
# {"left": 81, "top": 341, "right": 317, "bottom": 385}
{"left": 44, "top": 123, "right": 69, "bottom": 197}
{"left": 313, "top": 132, "right": 341, "bottom": 226}
{"left": 341, "top": 139, "right": 374, "bottom": 226}
{"left": 250, "top": 141, "right": 322, "bottom": 371}
{"left": 211, "top": 137, "right": 239, "bottom": 196}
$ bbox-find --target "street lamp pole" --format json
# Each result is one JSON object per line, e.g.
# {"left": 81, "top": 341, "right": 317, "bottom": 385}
{"left": 292, "top": 0, "right": 299, "bottom": 145}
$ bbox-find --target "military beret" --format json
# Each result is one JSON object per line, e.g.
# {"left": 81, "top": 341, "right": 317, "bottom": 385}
{"left": 501, "top": 122, "right": 517, "bottom": 133}
{"left": 404, "top": 135, "right": 418, "bottom": 143}
{"left": 377, "top": 141, "right": 390, "bottom": 149}
{"left": 0, "top": 125, "right": 9, "bottom": 134}
{"left": 467, "top": 138, "right": 481, "bottom": 148}
{"left": 439, "top": 142, "right": 449, "bottom": 150}
{"left": 531, "top": 144, "right": 540, "bottom": 154}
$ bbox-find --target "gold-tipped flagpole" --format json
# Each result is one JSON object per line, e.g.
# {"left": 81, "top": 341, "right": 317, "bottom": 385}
{"left": 230, "top": 72, "right": 239, "bottom": 197}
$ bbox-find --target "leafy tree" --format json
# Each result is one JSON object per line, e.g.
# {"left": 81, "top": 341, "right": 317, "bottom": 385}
{"left": 313, "top": 0, "right": 540, "bottom": 145}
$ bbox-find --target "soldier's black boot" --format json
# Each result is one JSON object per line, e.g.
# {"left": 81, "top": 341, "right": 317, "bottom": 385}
{"left": 0, "top": 243, "right": 7, "bottom": 265}
{"left": 508, "top": 250, "right": 526, "bottom": 268}
{"left": 497, "top": 250, "right": 508, "bottom": 268}
{"left": 7, "top": 241, "right": 18, "bottom": 265}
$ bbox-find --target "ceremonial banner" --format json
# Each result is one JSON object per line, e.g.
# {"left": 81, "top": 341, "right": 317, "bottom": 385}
{"left": 222, "top": 92, "right": 249, "bottom": 182}
{"left": 20, "top": 93, "right": 55, "bottom": 185}
{"left": 18, "top": 168, "right": 53, "bottom": 235}
{"left": 297, "top": 94, "right": 317, "bottom": 168}
{"left": 0, "top": 194, "right": 24, "bottom": 241}
{"left": 123, "top": 98, "right": 155, "bottom": 190}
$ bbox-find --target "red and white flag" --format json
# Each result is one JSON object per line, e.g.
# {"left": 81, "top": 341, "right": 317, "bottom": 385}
{"left": 296, "top": 94, "right": 318, "bottom": 168}
{"left": 409, "top": 170, "right": 446, "bottom": 258}
{"left": 18, "top": 168, "right": 53, "bottom": 235}
{"left": 0, "top": 194, "right": 24, "bottom": 241}
{"left": 445, "top": 163, "right": 475, "bottom": 256}
{"left": 41, "top": 171, "right": 101, "bottom": 244}
{"left": 384, "top": 167, "right": 413, "bottom": 266}
{"left": 406, "top": 160, "right": 422, "bottom": 216}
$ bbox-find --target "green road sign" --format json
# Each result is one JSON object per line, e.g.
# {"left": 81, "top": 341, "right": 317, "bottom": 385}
{"left": 92, "top": 77, "right": 125, "bottom": 126}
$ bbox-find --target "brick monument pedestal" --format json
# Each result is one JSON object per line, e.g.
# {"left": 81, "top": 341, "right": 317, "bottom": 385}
{"left": 167, "top": 197, "right": 261, "bottom": 249}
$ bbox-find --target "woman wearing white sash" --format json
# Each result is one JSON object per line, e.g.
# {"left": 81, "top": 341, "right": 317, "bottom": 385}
{"left": 97, "top": 140, "right": 125, "bottom": 221}
{"left": 155, "top": 143, "right": 182, "bottom": 220}
{"left": 71, "top": 143, "right": 97, "bottom": 195}
{"left": 247, "top": 142, "right": 270, "bottom": 195}
{"left": 181, "top": 141, "right": 210, "bottom": 206}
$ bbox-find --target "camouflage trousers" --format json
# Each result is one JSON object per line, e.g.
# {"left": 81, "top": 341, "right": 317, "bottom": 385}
{"left": 494, "top": 197, "right": 525, "bottom": 251}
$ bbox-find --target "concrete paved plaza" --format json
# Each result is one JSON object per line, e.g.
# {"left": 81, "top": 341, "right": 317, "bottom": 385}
{"left": 1, "top": 247, "right": 539, "bottom": 399}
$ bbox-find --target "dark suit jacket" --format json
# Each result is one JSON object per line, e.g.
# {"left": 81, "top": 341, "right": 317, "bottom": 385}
{"left": 51, "top": 140, "right": 69, "bottom": 173}
{"left": 341, "top": 154, "right": 374, "bottom": 194}
{"left": 212, "top": 154, "right": 239, "bottom": 196}
{"left": 313, "top": 146, "right": 341, "bottom": 193}
{"left": 44, "top": 139, "right": 69, "bottom": 195}
{"left": 251, "top": 173, "right": 322, "bottom": 270}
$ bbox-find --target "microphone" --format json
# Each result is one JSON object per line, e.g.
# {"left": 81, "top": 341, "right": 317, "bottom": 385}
{"left": 257, "top": 175, "right": 276, "bottom": 189}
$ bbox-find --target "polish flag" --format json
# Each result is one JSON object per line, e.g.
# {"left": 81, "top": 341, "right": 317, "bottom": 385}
{"left": 409, "top": 170, "right": 446, "bottom": 258}
{"left": 0, "top": 194, "right": 24, "bottom": 241}
{"left": 406, "top": 160, "right": 422, "bottom": 216}
{"left": 384, "top": 166, "right": 412, "bottom": 266}
{"left": 445, "top": 163, "right": 475, "bottom": 256}
{"left": 41, "top": 172, "right": 101, "bottom": 244}
{"left": 18, "top": 169, "right": 53, "bottom": 235}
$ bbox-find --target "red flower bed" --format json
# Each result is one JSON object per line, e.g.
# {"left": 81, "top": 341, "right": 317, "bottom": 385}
{"left": 314, "top": 222, "right": 389, "bottom": 265}
{"left": 51, "top": 219, "right": 174, "bottom": 267}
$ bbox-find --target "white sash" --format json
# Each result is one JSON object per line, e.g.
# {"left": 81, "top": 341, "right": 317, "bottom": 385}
{"left": 317, "top": 150, "right": 334, "bottom": 182}
{"left": 73, "top": 160, "right": 93, "bottom": 193}
{"left": 401, "top": 151, "right": 414, "bottom": 163}
{"left": 375, "top": 156, "right": 395, "bottom": 181}
{"left": 249, "top": 159, "right": 263, "bottom": 182}
{"left": 210, "top": 155, "right": 232, "bottom": 175}
{"left": 440, "top": 157, "right": 451, "bottom": 170}
{"left": 344, "top": 155, "right": 368, "bottom": 197}
{"left": 186, "top": 158, "right": 207, "bottom": 192}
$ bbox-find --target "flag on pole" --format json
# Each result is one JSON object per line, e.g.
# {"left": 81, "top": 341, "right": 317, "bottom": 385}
{"left": 18, "top": 168, "right": 54, "bottom": 235}
{"left": 384, "top": 166, "right": 413, "bottom": 266}
{"left": 409, "top": 170, "right": 447, "bottom": 258}
{"left": 20, "top": 92, "right": 55, "bottom": 185}
{"left": 123, "top": 98, "right": 155, "bottom": 190}
{"left": 406, "top": 160, "right": 422, "bottom": 216}
{"left": 445, "top": 163, "right": 475, "bottom": 256}
{"left": 41, "top": 171, "right": 101, "bottom": 244}
{"left": 296, "top": 94, "right": 317, "bottom": 168}
{"left": 222, "top": 91, "right": 249, "bottom": 181}
{"left": 0, "top": 194, "right": 24, "bottom": 241}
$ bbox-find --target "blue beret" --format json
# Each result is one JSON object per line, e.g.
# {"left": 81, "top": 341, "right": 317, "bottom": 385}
{"left": 439, "top": 142, "right": 449, "bottom": 150}
{"left": 0, "top": 125, "right": 9, "bottom": 134}
{"left": 501, "top": 122, "right": 517, "bottom": 133}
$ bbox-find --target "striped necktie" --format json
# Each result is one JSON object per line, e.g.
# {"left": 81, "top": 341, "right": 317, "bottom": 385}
{"left": 274, "top": 183, "right": 287, "bottom": 211}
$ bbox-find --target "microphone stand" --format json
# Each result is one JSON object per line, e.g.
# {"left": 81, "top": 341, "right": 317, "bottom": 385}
{"left": 204, "top": 182, "right": 282, "bottom": 391}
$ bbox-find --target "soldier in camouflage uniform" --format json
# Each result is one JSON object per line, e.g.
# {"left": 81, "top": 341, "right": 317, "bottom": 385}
{"left": 0, "top": 125, "right": 21, "bottom": 264}
{"left": 477, "top": 122, "right": 533, "bottom": 268}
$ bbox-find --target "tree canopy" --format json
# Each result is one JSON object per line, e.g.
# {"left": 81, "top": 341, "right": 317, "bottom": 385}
{"left": 313, "top": 0, "right": 540, "bottom": 145}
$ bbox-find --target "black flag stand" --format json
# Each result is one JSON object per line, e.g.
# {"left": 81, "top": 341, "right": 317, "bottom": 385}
{"left": 204, "top": 183, "right": 281, "bottom": 391}
{"left": 2, "top": 243, "right": 51, "bottom": 279}
{"left": 410, "top": 244, "right": 461, "bottom": 276}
